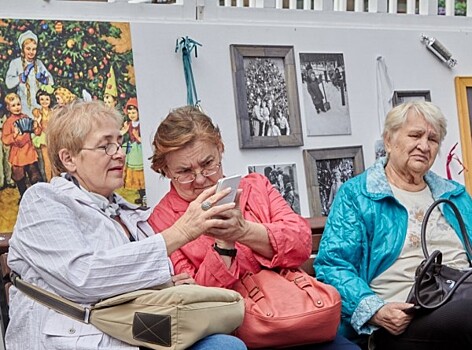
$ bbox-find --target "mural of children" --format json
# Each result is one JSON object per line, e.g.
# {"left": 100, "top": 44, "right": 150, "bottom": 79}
{"left": 1, "top": 93, "right": 42, "bottom": 201}
{"left": 121, "top": 98, "right": 146, "bottom": 205}
{"left": 5, "top": 30, "right": 54, "bottom": 118}
{"left": 31, "top": 89, "right": 54, "bottom": 181}
{"left": 54, "top": 87, "right": 77, "bottom": 107}
{"left": 0, "top": 87, "right": 15, "bottom": 190}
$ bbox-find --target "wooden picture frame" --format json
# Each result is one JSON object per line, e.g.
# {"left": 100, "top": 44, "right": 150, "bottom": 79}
{"left": 230, "top": 45, "right": 303, "bottom": 148}
{"left": 392, "top": 90, "right": 431, "bottom": 107}
{"left": 454, "top": 76, "right": 472, "bottom": 193}
{"left": 303, "top": 146, "right": 364, "bottom": 217}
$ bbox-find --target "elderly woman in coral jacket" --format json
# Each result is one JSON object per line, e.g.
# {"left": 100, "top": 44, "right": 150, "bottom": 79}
{"left": 149, "top": 105, "right": 360, "bottom": 350}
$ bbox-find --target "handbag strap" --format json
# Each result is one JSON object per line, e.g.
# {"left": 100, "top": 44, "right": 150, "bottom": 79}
{"left": 239, "top": 272, "right": 273, "bottom": 316}
{"left": 420, "top": 198, "right": 472, "bottom": 260}
{"left": 281, "top": 269, "right": 325, "bottom": 308}
{"left": 10, "top": 271, "right": 91, "bottom": 323}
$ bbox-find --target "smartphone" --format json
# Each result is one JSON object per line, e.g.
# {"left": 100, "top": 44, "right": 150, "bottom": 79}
{"left": 215, "top": 174, "right": 242, "bottom": 205}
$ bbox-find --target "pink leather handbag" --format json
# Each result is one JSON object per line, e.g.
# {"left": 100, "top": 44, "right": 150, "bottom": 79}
{"left": 233, "top": 268, "right": 341, "bottom": 348}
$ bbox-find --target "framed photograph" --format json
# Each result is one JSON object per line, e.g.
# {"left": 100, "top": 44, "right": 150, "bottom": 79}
{"left": 299, "top": 52, "right": 351, "bottom": 136}
{"left": 303, "top": 146, "right": 364, "bottom": 217}
{"left": 392, "top": 90, "right": 431, "bottom": 107}
{"left": 230, "top": 45, "right": 303, "bottom": 148}
{"left": 248, "top": 163, "right": 301, "bottom": 214}
{"left": 454, "top": 76, "right": 472, "bottom": 192}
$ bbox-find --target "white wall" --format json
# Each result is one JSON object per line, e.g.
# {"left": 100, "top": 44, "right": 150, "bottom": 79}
{"left": 2, "top": 1, "right": 471, "bottom": 217}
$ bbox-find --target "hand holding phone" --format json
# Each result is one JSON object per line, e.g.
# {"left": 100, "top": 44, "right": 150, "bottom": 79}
{"left": 215, "top": 174, "right": 242, "bottom": 205}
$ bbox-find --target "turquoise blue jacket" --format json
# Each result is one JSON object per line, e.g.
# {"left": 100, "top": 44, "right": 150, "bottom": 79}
{"left": 314, "top": 157, "right": 472, "bottom": 339}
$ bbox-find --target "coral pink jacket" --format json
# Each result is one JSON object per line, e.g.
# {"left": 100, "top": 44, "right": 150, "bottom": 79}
{"left": 149, "top": 172, "right": 311, "bottom": 288}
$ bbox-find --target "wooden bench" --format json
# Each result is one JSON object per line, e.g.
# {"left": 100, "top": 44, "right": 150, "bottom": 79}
{"left": 300, "top": 216, "right": 326, "bottom": 276}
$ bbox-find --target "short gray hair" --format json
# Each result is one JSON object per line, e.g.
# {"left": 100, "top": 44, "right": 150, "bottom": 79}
{"left": 382, "top": 100, "right": 447, "bottom": 145}
{"left": 47, "top": 100, "right": 123, "bottom": 176}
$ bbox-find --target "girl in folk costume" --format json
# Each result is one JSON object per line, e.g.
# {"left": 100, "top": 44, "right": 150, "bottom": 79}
{"left": 32, "top": 89, "right": 55, "bottom": 182}
{"left": 6, "top": 30, "right": 54, "bottom": 118}
{"left": 1, "top": 93, "right": 42, "bottom": 200}
{"left": 122, "top": 98, "right": 146, "bottom": 205}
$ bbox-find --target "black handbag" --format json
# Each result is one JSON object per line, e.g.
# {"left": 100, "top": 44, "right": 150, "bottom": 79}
{"left": 406, "top": 198, "right": 472, "bottom": 310}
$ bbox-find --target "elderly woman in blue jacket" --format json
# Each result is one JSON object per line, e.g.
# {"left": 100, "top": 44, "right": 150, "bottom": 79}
{"left": 315, "top": 100, "right": 472, "bottom": 350}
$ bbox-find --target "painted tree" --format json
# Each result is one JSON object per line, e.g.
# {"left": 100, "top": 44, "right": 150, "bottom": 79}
{"left": 0, "top": 19, "right": 136, "bottom": 109}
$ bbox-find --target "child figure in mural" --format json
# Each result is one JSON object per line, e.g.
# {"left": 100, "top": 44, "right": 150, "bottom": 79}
{"left": 5, "top": 30, "right": 54, "bottom": 118}
{"left": 54, "top": 87, "right": 77, "bottom": 107}
{"left": 121, "top": 98, "right": 146, "bottom": 205}
{"left": 103, "top": 66, "right": 119, "bottom": 110}
{"left": 1, "top": 93, "right": 42, "bottom": 201}
{"left": 0, "top": 87, "right": 15, "bottom": 190}
{"left": 31, "top": 89, "right": 55, "bottom": 182}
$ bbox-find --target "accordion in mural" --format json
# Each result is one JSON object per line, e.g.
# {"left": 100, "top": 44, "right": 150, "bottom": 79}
{"left": 14, "top": 117, "right": 35, "bottom": 134}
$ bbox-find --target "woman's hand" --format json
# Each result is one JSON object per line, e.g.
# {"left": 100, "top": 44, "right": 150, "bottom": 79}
{"left": 205, "top": 190, "right": 249, "bottom": 245}
{"left": 172, "top": 272, "right": 196, "bottom": 286}
{"left": 369, "top": 302, "right": 414, "bottom": 335}
{"left": 163, "top": 185, "right": 235, "bottom": 251}
{"left": 206, "top": 191, "right": 274, "bottom": 258}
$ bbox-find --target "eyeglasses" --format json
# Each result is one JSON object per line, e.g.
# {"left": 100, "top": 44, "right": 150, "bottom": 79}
{"left": 171, "top": 162, "right": 221, "bottom": 184}
{"left": 80, "top": 142, "right": 122, "bottom": 156}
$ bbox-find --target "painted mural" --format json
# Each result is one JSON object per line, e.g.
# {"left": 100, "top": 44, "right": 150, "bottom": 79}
{"left": 0, "top": 19, "right": 145, "bottom": 233}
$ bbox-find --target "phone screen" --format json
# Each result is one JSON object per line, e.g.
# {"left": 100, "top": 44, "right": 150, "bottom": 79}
{"left": 215, "top": 175, "right": 241, "bottom": 205}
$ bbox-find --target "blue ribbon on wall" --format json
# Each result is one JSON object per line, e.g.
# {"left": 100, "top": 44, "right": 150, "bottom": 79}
{"left": 175, "top": 36, "right": 202, "bottom": 107}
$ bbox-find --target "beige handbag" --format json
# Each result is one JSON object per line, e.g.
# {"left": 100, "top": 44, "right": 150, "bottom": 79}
{"left": 11, "top": 273, "right": 245, "bottom": 350}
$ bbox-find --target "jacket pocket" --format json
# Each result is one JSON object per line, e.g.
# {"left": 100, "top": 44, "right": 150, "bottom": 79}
{"left": 41, "top": 311, "right": 103, "bottom": 350}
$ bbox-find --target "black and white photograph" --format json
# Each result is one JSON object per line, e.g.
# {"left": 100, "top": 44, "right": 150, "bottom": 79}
{"left": 374, "top": 139, "right": 386, "bottom": 160}
{"left": 303, "top": 146, "right": 364, "bottom": 217}
{"left": 248, "top": 163, "right": 301, "bottom": 214}
{"left": 244, "top": 57, "right": 290, "bottom": 137}
{"left": 299, "top": 52, "right": 351, "bottom": 136}
{"left": 230, "top": 45, "right": 303, "bottom": 148}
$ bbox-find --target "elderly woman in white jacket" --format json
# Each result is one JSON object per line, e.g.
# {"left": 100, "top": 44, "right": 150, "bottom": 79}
{"left": 6, "top": 100, "right": 246, "bottom": 350}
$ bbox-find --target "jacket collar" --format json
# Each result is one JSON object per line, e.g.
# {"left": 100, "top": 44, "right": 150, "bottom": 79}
{"left": 365, "top": 157, "right": 462, "bottom": 200}
{"left": 51, "top": 175, "right": 150, "bottom": 221}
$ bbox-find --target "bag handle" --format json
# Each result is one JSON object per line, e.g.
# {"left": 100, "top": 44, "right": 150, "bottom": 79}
{"left": 10, "top": 271, "right": 91, "bottom": 323}
{"left": 415, "top": 198, "right": 472, "bottom": 309}
{"left": 420, "top": 198, "right": 472, "bottom": 260}
{"left": 240, "top": 269, "right": 325, "bottom": 314}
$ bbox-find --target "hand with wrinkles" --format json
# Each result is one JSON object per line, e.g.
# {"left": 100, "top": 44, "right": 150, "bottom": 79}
{"left": 369, "top": 302, "right": 414, "bottom": 335}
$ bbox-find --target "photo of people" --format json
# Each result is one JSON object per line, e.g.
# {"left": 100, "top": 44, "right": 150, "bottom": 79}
{"left": 248, "top": 163, "right": 301, "bottom": 214}
{"left": 244, "top": 57, "right": 291, "bottom": 138}
{"left": 0, "top": 19, "right": 145, "bottom": 233}
{"left": 299, "top": 52, "right": 351, "bottom": 136}
{"left": 315, "top": 158, "right": 354, "bottom": 216}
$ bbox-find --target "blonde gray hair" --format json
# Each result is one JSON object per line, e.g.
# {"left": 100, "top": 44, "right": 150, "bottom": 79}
{"left": 382, "top": 100, "right": 447, "bottom": 145}
{"left": 47, "top": 100, "right": 123, "bottom": 176}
